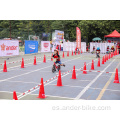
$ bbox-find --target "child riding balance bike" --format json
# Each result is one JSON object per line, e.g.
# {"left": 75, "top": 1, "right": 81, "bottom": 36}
{"left": 51, "top": 49, "right": 65, "bottom": 73}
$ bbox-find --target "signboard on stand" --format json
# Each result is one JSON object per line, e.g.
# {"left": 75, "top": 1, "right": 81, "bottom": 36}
{"left": 25, "top": 40, "right": 38, "bottom": 54}
{"left": 76, "top": 27, "right": 81, "bottom": 50}
{"left": 41, "top": 41, "right": 50, "bottom": 52}
{"left": 0, "top": 40, "right": 19, "bottom": 56}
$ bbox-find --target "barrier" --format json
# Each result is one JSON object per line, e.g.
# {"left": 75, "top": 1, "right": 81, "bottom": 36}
{"left": 0, "top": 40, "right": 19, "bottom": 56}
{"left": 25, "top": 40, "right": 38, "bottom": 54}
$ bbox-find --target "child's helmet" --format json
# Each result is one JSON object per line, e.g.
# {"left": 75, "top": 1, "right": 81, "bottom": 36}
{"left": 97, "top": 47, "right": 100, "bottom": 50}
{"left": 54, "top": 49, "right": 59, "bottom": 54}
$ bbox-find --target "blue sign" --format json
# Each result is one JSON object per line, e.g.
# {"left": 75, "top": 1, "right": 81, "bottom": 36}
{"left": 25, "top": 40, "right": 38, "bottom": 54}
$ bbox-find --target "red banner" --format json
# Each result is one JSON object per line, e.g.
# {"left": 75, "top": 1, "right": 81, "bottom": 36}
{"left": 76, "top": 27, "right": 81, "bottom": 49}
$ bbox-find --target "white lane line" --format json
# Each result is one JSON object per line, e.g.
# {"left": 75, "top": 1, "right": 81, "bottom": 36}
{"left": 75, "top": 58, "right": 116, "bottom": 100}
{"left": 18, "top": 58, "right": 96, "bottom": 99}
{"left": 0, "top": 59, "right": 51, "bottom": 72}
{"left": 4, "top": 80, "right": 39, "bottom": 84}
{"left": 46, "top": 83, "right": 120, "bottom": 93}
{"left": 47, "top": 84, "right": 89, "bottom": 88}
{"left": 0, "top": 91, "right": 21, "bottom": 94}
{"left": 0, "top": 56, "right": 82, "bottom": 83}
{"left": 0, "top": 65, "right": 52, "bottom": 82}
{"left": 0, "top": 54, "right": 55, "bottom": 65}
{"left": 0, "top": 99, "right": 10, "bottom": 100}
{"left": 29, "top": 93, "right": 76, "bottom": 100}
{"left": 0, "top": 53, "right": 72, "bottom": 71}
{"left": 18, "top": 73, "right": 70, "bottom": 99}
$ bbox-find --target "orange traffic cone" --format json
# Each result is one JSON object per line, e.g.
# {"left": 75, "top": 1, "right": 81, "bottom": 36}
{"left": 113, "top": 68, "right": 119, "bottom": 83}
{"left": 83, "top": 62, "right": 87, "bottom": 74}
{"left": 91, "top": 60, "right": 94, "bottom": 70}
{"left": 106, "top": 54, "right": 108, "bottom": 60}
{"left": 3, "top": 60, "right": 7, "bottom": 72}
{"left": 108, "top": 54, "right": 109, "bottom": 60}
{"left": 102, "top": 56, "right": 104, "bottom": 64}
{"left": 108, "top": 53, "right": 110, "bottom": 59}
{"left": 81, "top": 49, "right": 83, "bottom": 54}
{"left": 51, "top": 53, "right": 53, "bottom": 61}
{"left": 114, "top": 51, "right": 115, "bottom": 56}
{"left": 97, "top": 58, "right": 100, "bottom": 67}
{"left": 56, "top": 70, "right": 63, "bottom": 86}
{"left": 13, "top": 91, "right": 18, "bottom": 100}
{"left": 37, "top": 78, "right": 47, "bottom": 98}
{"left": 43, "top": 55, "right": 46, "bottom": 63}
{"left": 67, "top": 51, "right": 69, "bottom": 57}
{"left": 117, "top": 50, "right": 118, "bottom": 55}
{"left": 72, "top": 50, "right": 73, "bottom": 56}
{"left": 75, "top": 50, "right": 76, "bottom": 55}
{"left": 21, "top": 58, "right": 24, "bottom": 68}
{"left": 111, "top": 52, "right": 112, "bottom": 58}
{"left": 71, "top": 66, "right": 77, "bottom": 79}
{"left": 104, "top": 55, "right": 106, "bottom": 62}
{"left": 33, "top": 56, "right": 37, "bottom": 65}
{"left": 62, "top": 52, "right": 64, "bottom": 58}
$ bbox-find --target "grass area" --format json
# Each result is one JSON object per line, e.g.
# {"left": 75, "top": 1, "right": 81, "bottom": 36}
{"left": 19, "top": 46, "right": 24, "bottom": 52}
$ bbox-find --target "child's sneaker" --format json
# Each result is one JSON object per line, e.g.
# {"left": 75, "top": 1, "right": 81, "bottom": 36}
{"left": 63, "top": 64, "right": 65, "bottom": 67}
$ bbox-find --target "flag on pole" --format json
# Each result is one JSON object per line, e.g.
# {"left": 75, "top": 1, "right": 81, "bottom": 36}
{"left": 76, "top": 27, "right": 81, "bottom": 50}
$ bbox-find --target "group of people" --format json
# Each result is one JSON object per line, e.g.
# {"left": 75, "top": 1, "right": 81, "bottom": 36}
{"left": 92, "top": 45, "right": 116, "bottom": 58}
{"left": 50, "top": 40, "right": 64, "bottom": 51}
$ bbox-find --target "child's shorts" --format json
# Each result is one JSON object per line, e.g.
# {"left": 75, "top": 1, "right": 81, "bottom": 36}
{"left": 55, "top": 61, "right": 62, "bottom": 64}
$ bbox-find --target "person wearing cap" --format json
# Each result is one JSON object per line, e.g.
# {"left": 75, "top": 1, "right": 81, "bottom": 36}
{"left": 111, "top": 46, "right": 115, "bottom": 52}
{"left": 51, "top": 49, "right": 65, "bottom": 67}
{"left": 106, "top": 46, "right": 110, "bottom": 54}
{"left": 96, "top": 47, "right": 100, "bottom": 58}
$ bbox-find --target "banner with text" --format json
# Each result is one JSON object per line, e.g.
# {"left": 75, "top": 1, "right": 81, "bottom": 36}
{"left": 76, "top": 27, "right": 81, "bottom": 49}
{"left": 55, "top": 30, "right": 64, "bottom": 42}
{"left": 41, "top": 41, "right": 50, "bottom": 52}
{"left": 0, "top": 40, "right": 19, "bottom": 56}
{"left": 25, "top": 40, "right": 38, "bottom": 54}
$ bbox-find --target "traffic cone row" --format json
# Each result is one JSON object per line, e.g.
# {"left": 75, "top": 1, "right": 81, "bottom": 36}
{"left": 3, "top": 50, "right": 82, "bottom": 73}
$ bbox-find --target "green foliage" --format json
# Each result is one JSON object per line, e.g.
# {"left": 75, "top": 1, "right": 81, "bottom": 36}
{"left": 0, "top": 20, "right": 120, "bottom": 42}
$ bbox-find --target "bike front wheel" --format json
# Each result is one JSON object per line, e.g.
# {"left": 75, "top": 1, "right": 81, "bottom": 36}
{"left": 52, "top": 65, "right": 56, "bottom": 73}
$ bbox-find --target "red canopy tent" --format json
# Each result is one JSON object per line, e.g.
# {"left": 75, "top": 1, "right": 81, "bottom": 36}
{"left": 104, "top": 30, "right": 120, "bottom": 38}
